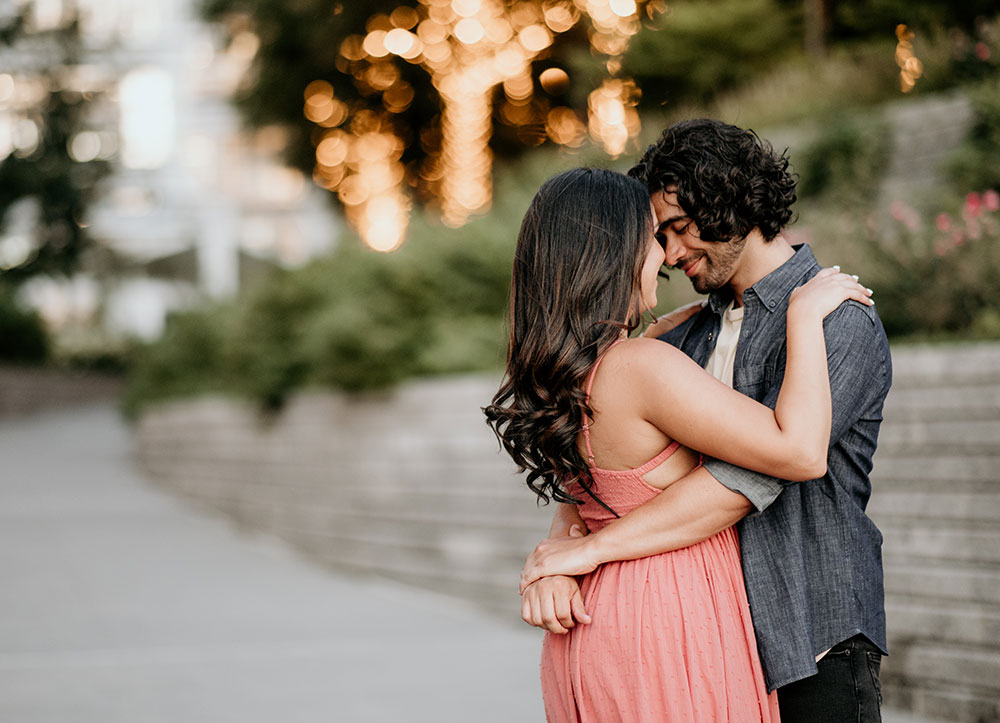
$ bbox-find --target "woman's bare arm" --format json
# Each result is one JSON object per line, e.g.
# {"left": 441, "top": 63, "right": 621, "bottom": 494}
{"left": 633, "top": 269, "right": 871, "bottom": 480}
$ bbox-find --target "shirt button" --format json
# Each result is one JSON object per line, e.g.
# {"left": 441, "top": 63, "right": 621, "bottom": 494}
{"left": 768, "top": 300, "right": 776, "bottom": 308}
{"left": 708, "top": 332, "right": 714, "bottom": 341}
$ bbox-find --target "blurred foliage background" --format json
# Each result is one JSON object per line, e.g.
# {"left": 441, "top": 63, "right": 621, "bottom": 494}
{"left": 3, "top": 0, "right": 998, "bottom": 413}
{"left": 0, "top": 6, "right": 109, "bottom": 370}
{"left": 125, "top": 0, "right": 1000, "bottom": 413}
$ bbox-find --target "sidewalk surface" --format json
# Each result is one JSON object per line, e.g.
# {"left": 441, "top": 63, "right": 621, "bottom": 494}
{"left": 0, "top": 403, "right": 941, "bottom": 722}
{"left": 0, "top": 404, "right": 544, "bottom": 722}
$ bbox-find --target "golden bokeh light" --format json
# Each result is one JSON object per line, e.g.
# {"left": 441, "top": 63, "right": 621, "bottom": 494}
{"left": 509, "top": 2, "right": 542, "bottom": 30}
{"left": 305, "top": 80, "right": 333, "bottom": 100}
{"left": 484, "top": 18, "right": 515, "bottom": 43}
{"left": 588, "top": 78, "right": 640, "bottom": 157}
{"left": 428, "top": 3, "right": 457, "bottom": 26}
{"left": 364, "top": 63, "right": 400, "bottom": 91}
{"left": 316, "top": 132, "right": 349, "bottom": 167}
{"left": 543, "top": 3, "right": 579, "bottom": 33}
{"left": 453, "top": 0, "right": 483, "bottom": 18}
{"left": 367, "top": 14, "right": 394, "bottom": 32}
{"left": 383, "top": 82, "right": 415, "bottom": 113}
{"left": 504, "top": 70, "right": 534, "bottom": 102}
{"left": 390, "top": 6, "right": 421, "bottom": 29}
{"left": 895, "top": 24, "right": 923, "bottom": 93}
{"left": 539, "top": 67, "right": 570, "bottom": 94}
{"left": 545, "top": 106, "right": 587, "bottom": 146}
{"left": 308, "top": 0, "right": 660, "bottom": 250}
{"left": 340, "top": 35, "right": 367, "bottom": 61}
{"left": 363, "top": 30, "right": 390, "bottom": 58}
{"left": 418, "top": 19, "right": 450, "bottom": 44}
{"left": 454, "top": 17, "right": 486, "bottom": 44}
{"left": 317, "top": 98, "right": 349, "bottom": 128}
{"left": 609, "top": 0, "right": 636, "bottom": 18}
{"left": 384, "top": 28, "right": 418, "bottom": 56}
{"left": 518, "top": 24, "right": 552, "bottom": 52}
{"left": 304, "top": 97, "right": 333, "bottom": 123}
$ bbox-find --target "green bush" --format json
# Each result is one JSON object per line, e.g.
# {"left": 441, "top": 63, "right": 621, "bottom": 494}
{"left": 794, "top": 112, "right": 891, "bottom": 202}
{"left": 225, "top": 266, "right": 328, "bottom": 407}
{"left": 948, "top": 79, "right": 1000, "bottom": 192}
{"left": 121, "top": 304, "right": 234, "bottom": 416}
{"left": 300, "top": 244, "right": 435, "bottom": 393}
{"left": 0, "top": 282, "right": 49, "bottom": 363}
{"left": 124, "top": 193, "right": 523, "bottom": 413}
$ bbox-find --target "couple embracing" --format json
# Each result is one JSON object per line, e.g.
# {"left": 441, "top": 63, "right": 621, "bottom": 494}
{"left": 486, "top": 119, "right": 891, "bottom": 722}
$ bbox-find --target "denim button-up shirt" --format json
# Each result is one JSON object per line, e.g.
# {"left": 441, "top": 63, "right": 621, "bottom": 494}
{"left": 660, "top": 244, "right": 891, "bottom": 691}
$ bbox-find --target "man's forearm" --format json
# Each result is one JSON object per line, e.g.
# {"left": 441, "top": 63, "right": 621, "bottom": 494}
{"left": 588, "top": 466, "right": 753, "bottom": 565}
{"left": 519, "top": 467, "right": 753, "bottom": 590}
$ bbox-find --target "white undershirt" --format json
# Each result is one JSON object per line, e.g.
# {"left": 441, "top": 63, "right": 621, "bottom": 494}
{"left": 705, "top": 302, "right": 744, "bottom": 389}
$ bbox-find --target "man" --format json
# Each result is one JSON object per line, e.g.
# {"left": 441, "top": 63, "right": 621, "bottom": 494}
{"left": 519, "top": 119, "right": 891, "bottom": 721}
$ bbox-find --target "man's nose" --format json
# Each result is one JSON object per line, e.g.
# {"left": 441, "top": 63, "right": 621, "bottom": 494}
{"left": 663, "top": 235, "right": 687, "bottom": 267}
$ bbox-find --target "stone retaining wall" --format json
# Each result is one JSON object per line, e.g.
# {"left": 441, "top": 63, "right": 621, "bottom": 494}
{"left": 135, "top": 343, "right": 1000, "bottom": 723}
{"left": 0, "top": 366, "right": 124, "bottom": 419}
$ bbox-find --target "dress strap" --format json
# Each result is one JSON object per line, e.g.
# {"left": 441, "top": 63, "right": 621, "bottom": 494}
{"left": 631, "top": 440, "right": 681, "bottom": 474}
{"left": 582, "top": 338, "right": 626, "bottom": 464}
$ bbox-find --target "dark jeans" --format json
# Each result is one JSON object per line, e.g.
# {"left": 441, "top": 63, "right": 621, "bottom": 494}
{"left": 777, "top": 635, "right": 883, "bottom": 723}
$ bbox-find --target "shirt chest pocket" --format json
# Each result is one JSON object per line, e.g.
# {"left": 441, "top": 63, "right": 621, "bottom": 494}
{"left": 733, "top": 361, "right": 779, "bottom": 402}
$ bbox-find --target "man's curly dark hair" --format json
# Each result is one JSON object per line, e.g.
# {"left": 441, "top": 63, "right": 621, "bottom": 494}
{"left": 628, "top": 119, "right": 797, "bottom": 244}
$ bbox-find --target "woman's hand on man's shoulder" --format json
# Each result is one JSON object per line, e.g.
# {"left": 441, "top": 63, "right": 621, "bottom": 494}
{"left": 643, "top": 299, "right": 706, "bottom": 338}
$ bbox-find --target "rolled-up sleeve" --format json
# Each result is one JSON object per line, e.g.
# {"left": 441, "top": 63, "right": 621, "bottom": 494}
{"left": 705, "top": 300, "right": 887, "bottom": 515}
{"left": 703, "top": 459, "right": 784, "bottom": 514}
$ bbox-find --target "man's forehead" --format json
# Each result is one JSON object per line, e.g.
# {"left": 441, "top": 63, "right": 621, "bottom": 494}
{"left": 651, "top": 189, "right": 686, "bottom": 223}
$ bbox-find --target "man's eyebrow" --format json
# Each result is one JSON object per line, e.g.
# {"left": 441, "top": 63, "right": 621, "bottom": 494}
{"left": 656, "top": 215, "right": 688, "bottom": 232}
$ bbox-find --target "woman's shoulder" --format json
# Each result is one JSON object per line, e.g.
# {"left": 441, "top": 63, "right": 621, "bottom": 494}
{"left": 620, "top": 336, "right": 688, "bottom": 357}
{"left": 604, "top": 337, "right": 693, "bottom": 379}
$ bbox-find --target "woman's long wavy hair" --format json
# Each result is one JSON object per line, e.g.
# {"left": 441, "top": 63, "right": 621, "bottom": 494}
{"left": 484, "top": 168, "right": 653, "bottom": 511}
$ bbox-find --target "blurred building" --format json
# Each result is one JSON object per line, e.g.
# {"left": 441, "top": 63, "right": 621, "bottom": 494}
{"left": 5, "top": 0, "right": 339, "bottom": 341}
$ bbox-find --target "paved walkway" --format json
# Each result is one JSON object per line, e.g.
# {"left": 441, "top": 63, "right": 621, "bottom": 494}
{"left": 0, "top": 403, "right": 941, "bottom": 722}
{"left": 0, "top": 404, "right": 544, "bottom": 722}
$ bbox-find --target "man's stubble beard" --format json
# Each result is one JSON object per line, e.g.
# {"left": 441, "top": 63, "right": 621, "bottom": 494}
{"left": 689, "top": 236, "right": 748, "bottom": 295}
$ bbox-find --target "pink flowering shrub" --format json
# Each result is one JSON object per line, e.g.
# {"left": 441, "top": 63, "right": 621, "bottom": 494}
{"left": 872, "top": 189, "right": 1000, "bottom": 338}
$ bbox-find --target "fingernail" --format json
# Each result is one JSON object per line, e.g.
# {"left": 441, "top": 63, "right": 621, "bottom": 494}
{"left": 833, "top": 265, "right": 840, "bottom": 271}
{"left": 866, "top": 287, "right": 873, "bottom": 294}
{"left": 851, "top": 274, "right": 859, "bottom": 280}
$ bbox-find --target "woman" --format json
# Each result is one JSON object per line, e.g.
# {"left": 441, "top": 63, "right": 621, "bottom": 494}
{"left": 484, "top": 168, "right": 873, "bottom": 722}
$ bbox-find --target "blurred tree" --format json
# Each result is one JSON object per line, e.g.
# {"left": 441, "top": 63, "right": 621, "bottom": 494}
{"left": 0, "top": 3, "right": 109, "bottom": 284}
{"left": 822, "top": 0, "right": 998, "bottom": 42}
{"left": 622, "top": 0, "right": 795, "bottom": 107}
{"left": 803, "top": 0, "right": 826, "bottom": 57}
{"left": 0, "top": 280, "right": 48, "bottom": 362}
{"left": 771, "top": 0, "right": 1000, "bottom": 59}
{"left": 201, "top": 1, "right": 423, "bottom": 180}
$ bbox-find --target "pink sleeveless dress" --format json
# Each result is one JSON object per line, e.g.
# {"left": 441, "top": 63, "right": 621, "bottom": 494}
{"left": 539, "top": 341, "right": 780, "bottom": 722}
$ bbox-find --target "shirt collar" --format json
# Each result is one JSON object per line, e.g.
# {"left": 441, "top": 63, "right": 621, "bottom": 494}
{"left": 707, "top": 243, "right": 818, "bottom": 314}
